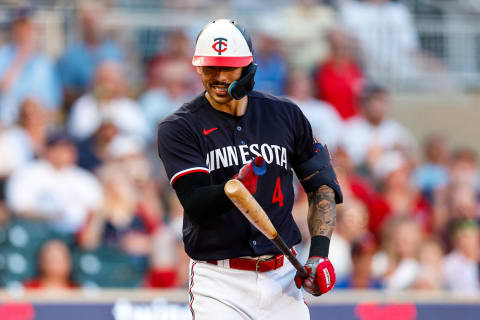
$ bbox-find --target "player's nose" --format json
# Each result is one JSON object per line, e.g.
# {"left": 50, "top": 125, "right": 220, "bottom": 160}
{"left": 212, "top": 68, "right": 230, "bottom": 83}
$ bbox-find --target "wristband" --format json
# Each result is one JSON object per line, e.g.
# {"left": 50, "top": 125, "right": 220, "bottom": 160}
{"left": 309, "top": 235, "right": 330, "bottom": 257}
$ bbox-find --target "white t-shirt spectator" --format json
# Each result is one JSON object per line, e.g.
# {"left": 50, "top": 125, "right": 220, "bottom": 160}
{"left": 68, "top": 94, "right": 149, "bottom": 141}
{"left": 384, "top": 258, "right": 420, "bottom": 290}
{"left": 0, "top": 126, "right": 33, "bottom": 177}
{"left": 341, "top": 116, "right": 416, "bottom": 166}
{"left": 292, "top": 98, "right": 344, "bottom": 151}
{"left": 443, "top": 251, "right": 479, "bottom": 293}
{"left": 329, "top": 233, "right": 353, "bottom": 284}
{"left": 6, "top": 160, "right": 103, "bottom": 233}
{"left": 340, "top": 1, "right": 419, "bottom": 79}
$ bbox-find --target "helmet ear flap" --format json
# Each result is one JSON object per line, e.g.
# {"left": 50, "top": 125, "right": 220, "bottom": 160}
{"left": 228, "top": 63, "right": 257, "bottom": 100}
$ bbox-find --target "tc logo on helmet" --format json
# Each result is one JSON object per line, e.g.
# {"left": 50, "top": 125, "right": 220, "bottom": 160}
{"left": 212, "top": 37, "right": 228, "bottom": 55}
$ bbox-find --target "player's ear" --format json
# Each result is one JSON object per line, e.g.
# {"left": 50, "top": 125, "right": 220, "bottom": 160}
{"left": 196, "top": 66, "right": 203, "bottom": 75}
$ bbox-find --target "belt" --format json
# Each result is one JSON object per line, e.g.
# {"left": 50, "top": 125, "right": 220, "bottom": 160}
{"left": 206, "top": 248, "right": 296, "bottom": 272}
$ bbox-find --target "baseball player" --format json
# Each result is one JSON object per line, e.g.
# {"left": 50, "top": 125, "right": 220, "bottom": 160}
{"left": 157, "top": 19, "right": 343, "bottom": 319}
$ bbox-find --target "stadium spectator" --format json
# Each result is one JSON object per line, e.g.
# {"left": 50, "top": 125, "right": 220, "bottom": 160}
{"left": 341, "top": 84, "right": 416, "bottom": 169}
{"left": 105, "top": 135, "right": 163, "bottom": 219}
{"left": 367, "top": 152, "right": 431, "bottom": 237}
{"left": 78, "top": 135, "right": 161, "bottom": 253}
{"left": 278, "top": 0, "right": 337, "bottom": 72}
{"left": 147, "top": 29, "right": 193, "bottom": 88}
{"left": 433, "top": 149, "right": 480, "bottom": 236}
{"left": 153, "top": 192, "right": 191, "bottom": 288}
{"left": 78, "top": 165, "right": 153, "bottom": 256}
{"left": 140, "top": 60, "right": 194, "bottom": 140}
{"left": 448, "top": 147, "right": 479, "bottom": 191}
{"left": 330, "top": 198, "right": 369, "bottom": 284}
{"left": 76, "top": 117, "right": 119, "bottom": 172}
{"left": 17, "top": 98, "right": 50, "bottom": 156}
{"left": 336, "top": 234, "right": 383, "bottom": 289}
{"left": 6, "top": 131, "right": 103, "bottom": 234}
{"left": 413, "top": 237, "right": 445, "bottom": 290}
{"left": 0, "top": 123, "right": 34, "bottom": 185}
{"left": 314, "top": 27, "right": 364, "bottom": 120}
{"left": 24, "top": 239, "right": 77, "bottom": 289}
{"left": 0, "top": 4, "right": 61, "bottom": 125}
{"left": 339, "top": 0, "right": 420, "bottom": 82}
{"left": 147, "top": 223, "right": 179, "bottom": 288}
{"left": 252, "top": 25, "right": 288, "bottom": 96}
{"left": 287, "top": 72, "right": 343, "bottom": 150}
{"left": 443, "top": 220, "right": 479, "bottom": 293}
{"left": 333, "top": 146, "right": 376, "bottom": 208}
{"left": 412, "top": 133, "right": 449, "bottom": 200}
{"left": 376, "top": 216, "right": 422, "bottom": 290}
{"left": 68, "top": 61, "right": 149, "bottom": 141}
{"left": 58, "top": 0, "right": 125, "bottom": 108}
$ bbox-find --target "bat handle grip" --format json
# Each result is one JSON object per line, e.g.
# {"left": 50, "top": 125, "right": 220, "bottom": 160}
{"left": 272, "top": 235, "right": 308, "bottom": 279}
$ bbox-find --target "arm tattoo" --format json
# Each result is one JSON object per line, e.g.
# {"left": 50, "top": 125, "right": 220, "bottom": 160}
{"left": 307, "top": 185, "right": 336, "bottom": 238}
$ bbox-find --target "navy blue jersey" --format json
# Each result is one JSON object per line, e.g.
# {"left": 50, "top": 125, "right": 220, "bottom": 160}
{"left": 157, "top": 91, "right": 317, "bottom": 260}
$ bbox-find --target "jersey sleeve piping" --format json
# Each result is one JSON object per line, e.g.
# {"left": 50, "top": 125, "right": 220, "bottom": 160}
{"left": 170, "top": 167, "right": 210, "bottom": 186}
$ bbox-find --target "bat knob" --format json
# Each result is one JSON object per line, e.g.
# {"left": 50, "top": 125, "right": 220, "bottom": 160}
{"left": 252, "top": 156, "right": 266, "bottom": 176}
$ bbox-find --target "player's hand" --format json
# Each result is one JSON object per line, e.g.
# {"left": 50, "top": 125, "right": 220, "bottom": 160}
{"left": 294, "top": 257, "right": 336, "bottom": 296}
{"left": 233, "top": 156, "right": 266, "bottom": 194}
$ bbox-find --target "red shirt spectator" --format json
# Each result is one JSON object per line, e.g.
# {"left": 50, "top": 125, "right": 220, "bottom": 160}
{"left": 315, "top": 28, "right": 364, "bottom": 120}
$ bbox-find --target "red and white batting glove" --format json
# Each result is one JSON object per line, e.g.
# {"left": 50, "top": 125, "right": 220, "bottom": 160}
{"left": 233, "top": 156, "right": 266, "bottom": 194}
{"left": 294, "top": 257, "right": 336, "bottom": 296}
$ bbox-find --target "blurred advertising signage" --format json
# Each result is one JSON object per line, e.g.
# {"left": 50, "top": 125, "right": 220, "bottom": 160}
{"left": 112, "top": 298, "right": 190, "bottom": 320}
{"left": 1, "top": 300, "right": 479, "bottom": 320}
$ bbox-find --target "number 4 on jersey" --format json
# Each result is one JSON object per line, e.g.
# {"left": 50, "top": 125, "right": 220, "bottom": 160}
{"left": 272, "top": 177, "right": 284, "bottom": 207}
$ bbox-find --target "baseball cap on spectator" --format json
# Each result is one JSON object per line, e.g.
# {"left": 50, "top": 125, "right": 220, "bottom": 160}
{"left": 106, "top": 134, "right": 144, "bottom": 159}
{"left": 360, "top": 82, "right": 387, "bottom": 103}
{"left": 46, "top": 130, "right": 74, "bottom": 147}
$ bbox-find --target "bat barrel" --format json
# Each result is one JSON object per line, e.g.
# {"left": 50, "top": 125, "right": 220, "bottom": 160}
{"left": 225, "top": 179, "right": 278, "bottom": 240}
{"left": 225, "top": 179, "right": 307, "bottom": 278}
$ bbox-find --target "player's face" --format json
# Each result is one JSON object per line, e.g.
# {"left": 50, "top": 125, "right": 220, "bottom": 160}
{"left": 196, "top": 66, "right": 243, "bottom": 104}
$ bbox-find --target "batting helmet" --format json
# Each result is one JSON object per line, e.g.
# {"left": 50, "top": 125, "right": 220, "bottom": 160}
{"left": 192, "top": 19, "right": 257, "bottom": 100}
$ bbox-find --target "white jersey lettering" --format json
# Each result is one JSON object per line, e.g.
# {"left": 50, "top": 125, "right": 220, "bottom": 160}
{"left": 239, "top": 145, "right": 250, "bottom": 164}
{"left": 261, "top": 144, "right": 274, "bottom": 164}
{"left": 226, "top": 146, "right": 239, "bottom": 166}
{"left": 207, "top": 144, "right": 288, "bottom": 171}
{"left": 215, "top": 147, "right": 228, "bottom": 169}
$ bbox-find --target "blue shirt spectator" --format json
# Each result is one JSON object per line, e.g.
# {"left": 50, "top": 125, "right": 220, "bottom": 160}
{"left": 57, "top": 1, "right": 125, "bottom": 106}
{"left": 254, "top": 51, "right": 288, "bottom": 96}
{"left": 412, "top": 164, "right": 449, "bottom": 193}
{"left": 58, "top": 40, "right": 124, "bottom": 94}
{"left": 412, "top": 133, "right": 449, "bottom": 201}
{"left": 0, "top": 6, "right": 61, "bottom": 125}
{"left": 253, "top": 34, "right": 288, "bottom": 96}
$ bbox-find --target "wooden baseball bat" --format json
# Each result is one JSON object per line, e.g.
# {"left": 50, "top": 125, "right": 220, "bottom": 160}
{"left": 224, "top": 179, "right": 308, "bottom": 278}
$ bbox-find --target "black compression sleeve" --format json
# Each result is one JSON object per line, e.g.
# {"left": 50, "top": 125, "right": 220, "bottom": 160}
{"left": 172, "top": 172, "right": 234, "bottom": 225}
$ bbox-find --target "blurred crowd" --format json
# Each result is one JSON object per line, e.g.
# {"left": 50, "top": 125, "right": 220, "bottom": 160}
{"left": 0, "top": 0, "right": 478, "bottom": 293}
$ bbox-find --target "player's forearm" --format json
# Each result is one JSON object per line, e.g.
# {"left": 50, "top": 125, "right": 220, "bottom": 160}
{"left": 173, "top": 173, "right": 234, "bottom": 225}
{"left": 306, "top": 185, "right": 336, "bottom": 258}
{"left": 307, "top": 185, "right": 336, "bottom": 239}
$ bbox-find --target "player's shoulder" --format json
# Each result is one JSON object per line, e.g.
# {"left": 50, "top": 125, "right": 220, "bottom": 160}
{"left": 249, "top": 90, "right": 302, "bottom": 113}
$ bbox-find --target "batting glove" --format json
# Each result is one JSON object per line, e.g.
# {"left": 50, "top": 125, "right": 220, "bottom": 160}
{"left": 294, "top": 257, "right": 336, "bottom": 296}
{"left": 233, "top": 156, "right": 266, "bottom": 194}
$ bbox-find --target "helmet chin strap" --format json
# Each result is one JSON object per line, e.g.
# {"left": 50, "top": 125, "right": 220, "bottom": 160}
{"left": 227, "top": 63, "right": 257, "bottom": 100}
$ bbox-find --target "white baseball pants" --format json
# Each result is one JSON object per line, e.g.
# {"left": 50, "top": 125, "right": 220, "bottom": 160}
{"left": 188, "top": 258, "right": 310, "bottom": 320}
